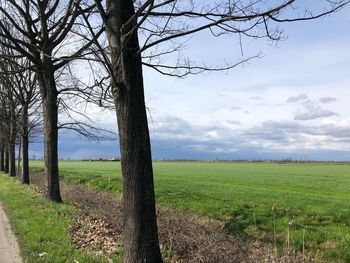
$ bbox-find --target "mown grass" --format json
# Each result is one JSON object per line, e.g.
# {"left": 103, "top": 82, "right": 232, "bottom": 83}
{"left": 30, "top": 160, "right": 350, "bottom": 261}
{"left": 0, "top": 173, "right": 121, "bottom": 263}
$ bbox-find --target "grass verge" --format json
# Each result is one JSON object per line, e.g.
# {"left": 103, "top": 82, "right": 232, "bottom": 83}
{"left": 0, "top": 173, "right": 120, "bottom": 263}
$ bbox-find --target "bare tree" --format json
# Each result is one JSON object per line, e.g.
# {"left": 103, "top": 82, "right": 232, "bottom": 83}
{"left": 17, "top": 69, "right": 39, "bottom": 184}
{"left": 0, "top": 68, "right": 19, "bottom": 177}
{"left": 0, "top": 1, "right": 101, "bottom": 201}
{"left": 0, "top": 49, "right": 40, "bottom": 183}
{"left": 85, "top": 0, "right": 349, "bottom": 262}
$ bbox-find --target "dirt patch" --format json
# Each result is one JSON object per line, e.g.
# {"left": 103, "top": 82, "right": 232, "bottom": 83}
{"left": 69, "top": 214, "right": 122, "bottom": 256}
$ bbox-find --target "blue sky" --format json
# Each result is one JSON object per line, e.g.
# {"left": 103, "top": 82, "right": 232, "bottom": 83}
{"left": 30, "top": 3, "right": 350, "bottom": 161}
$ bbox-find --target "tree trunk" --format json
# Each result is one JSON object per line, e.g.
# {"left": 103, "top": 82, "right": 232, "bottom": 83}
{"left": 17, "top": 139, "right": 21, "bottom": 177}
{"left": 37, "top": 64, "right": 62, "bottom": 202}
{"left": 4, "top": 145, "right": 9, "bottom": 174}
{"left": 8, "top": 104, "right": 16, "bottom": 177}
{"left": 21, "top": 104, "right": 29, "bottom": 184}
{"left": 8, "top": 142, "right": 16, "bottom": 177}
{"left": 117, "top": 77, "right": 163, "bottom": 263}
{"left": 106, "top": 1, "right": 163, "bottom": 262}
{"left": 0, "top": 142, "right": 4, "bottom": 172}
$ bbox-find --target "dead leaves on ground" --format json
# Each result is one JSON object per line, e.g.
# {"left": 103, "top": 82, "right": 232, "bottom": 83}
{"left": 69, "top": 214, "right": 122, "bottom": 256}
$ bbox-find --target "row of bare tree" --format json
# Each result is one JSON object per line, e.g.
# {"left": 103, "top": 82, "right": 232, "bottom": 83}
{"left": 0, "top": 1, "right": 348, "bottom": 262}
{"left": 0, "top": 46, "right": 39, "bottom": 182}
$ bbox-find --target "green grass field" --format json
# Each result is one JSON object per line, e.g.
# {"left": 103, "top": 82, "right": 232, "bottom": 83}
{"left": 0, "top": 173, "right": 118, "bottom": 263}
{"left": 30, "top": 161, "right": 350, "bottom": 261}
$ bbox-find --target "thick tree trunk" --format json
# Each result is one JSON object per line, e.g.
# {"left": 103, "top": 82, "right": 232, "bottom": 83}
{"left": 0, "top": 142, "right": 4, "bottom": 172}
{"left": 42, "top": 84, "right": 61, "bottom": 202}
{"left": 116, "top": 76, "right": 163, "bottom": 263}
{"left": 21, "top": 104, "right": 29, "bottom": 184}
{"left": 4, "top": 145, "right": 9, "bottom": 174}
{"left": 37, "top": 65, "right": 62, "bottom": 202}
{"left": 106, "top": 1, "right": 163, "bottom": 262}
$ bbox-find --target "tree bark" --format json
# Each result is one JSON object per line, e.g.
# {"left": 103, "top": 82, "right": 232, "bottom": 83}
{"left": 8, "top": 102, "right": 16, "bottom": 177}
{"left": 4, "top": 145, "right": 9, "bottom": 174}
{"left": 117, "top": 75, "right": 163, "bottom": 263}
{"left": 8, "top": 142, "right": 15, "bottom": 177}
{"left": 106, "top": 1, "right": 163, "bottom": 262}
{"left": 37, "top": 60, "right": 62, "bottom": 202}
{"left": 6, "top": 85, "right": 17, "bottom": 177}
{"left": 0, "top": 142, "right": 4, "bottom": 172}
{"left": 8, "top": 132, "right": 16, "bottom": 177}
{"left": 21, "top": 104, "right": 29, "bottom": 184}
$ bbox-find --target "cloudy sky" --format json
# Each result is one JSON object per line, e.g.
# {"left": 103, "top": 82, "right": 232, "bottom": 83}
{"left": 30, "top": 3, "right": 350, "bottom": 161}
